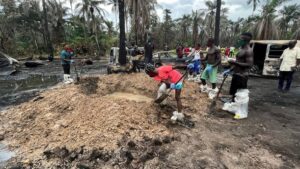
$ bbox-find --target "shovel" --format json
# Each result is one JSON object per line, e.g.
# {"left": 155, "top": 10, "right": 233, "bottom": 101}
{"left": 154, "top": 70, "right": 188, "bottom": 104}
{"left": 208, "top": 74, "right": 228, "bottom": 114}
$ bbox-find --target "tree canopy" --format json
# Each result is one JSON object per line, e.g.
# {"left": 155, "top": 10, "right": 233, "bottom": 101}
{"left": 0, "top": 0, "right": 299, "bottom": 58}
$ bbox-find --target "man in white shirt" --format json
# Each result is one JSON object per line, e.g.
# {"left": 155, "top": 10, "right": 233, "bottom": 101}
{"left": 278, "top": 40, "right": 300, "bottom": 92}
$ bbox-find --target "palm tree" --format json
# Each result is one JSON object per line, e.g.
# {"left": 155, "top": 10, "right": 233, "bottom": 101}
{"left": 203, "top": 0, "right": 225, "bottom": 40}
{"left": 42, "top": 0, "right": 53, "bottom": 57}
{"left": 192, "top": 10, "right": 204, "bottom": 46}
{"left": 107, "top": 0, "right": 118, "bottom": 24}
{"left": 163, "top": 9, "right": 173, "bottom": 44}
{"left": 127, "top": 0, "right": 157, "bottom": 45}
{"left": 241, "top": 15, "right": 260, "bottom": 33}
{"left": 75, "top": 0, "right": 106, "bottom": 42}
{"left": 76, "top": 0, "right": 106, "bottom": 21}
{"left": 177, "top": 14, "right": 192, "bottom": 43}
{"left": 214, "top": 0, "right": 221, "bottom": 46}
{"left": 108, "top": 0, "right": 131, "bottom": 41}
{"left": 0, "top": 4, "right": 16, "bottom": 53}
{"left": 293, "top": 18, "right": 300, "bottom": 39}
{"left": 253, "top": 0, "right": 289, "bottom": 40}
{"left": 104, "top": 20, "right": 114, "bottom": 37}
{"left": 118, "top": 0, "right": 126, "bottom": 65}
{"left": 278, "top": 4, "right": 300, "bottom": 39}
{"left": 69, "top": 0, "right": 74, "bottom": 14}
{"left": 247, "top": 0, "right": 260, "bottom": 12}
{"left": 108, "top": 0, "right": 157, "bottom": 45}
{"left": 47, "top": 0, "right": 68, "bottom": 44}
{"left": 204, "top": 0, "right": 215, "bottom": 37}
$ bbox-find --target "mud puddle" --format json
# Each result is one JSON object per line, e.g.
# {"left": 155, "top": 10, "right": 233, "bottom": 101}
{"left": 106, "top": 92, "right": 153, "bottom": 103}
{"left": 0, "top": 144, "right": 14, "bottom": 167}
{"left": 0, "top": 74, "right": 60, "bottom": 108}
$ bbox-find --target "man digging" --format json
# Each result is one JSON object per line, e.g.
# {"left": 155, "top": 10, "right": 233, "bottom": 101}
{"left": 145, "top": 64, "right": 185, "bottom": 122}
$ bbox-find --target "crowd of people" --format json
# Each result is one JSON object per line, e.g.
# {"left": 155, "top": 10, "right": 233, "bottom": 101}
{"left": 144, "top": 33, "right": 299, "bottom": 121}
{"left": 143, "top": 33, "right": 254, "bottom": 120}
{"left": 59, "top": 33, "right": 300, "bottom": 122}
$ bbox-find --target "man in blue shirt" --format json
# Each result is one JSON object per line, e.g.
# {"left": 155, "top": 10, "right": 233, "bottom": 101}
{"left": 60, "top": 44, "right": 75, "bottom": 84}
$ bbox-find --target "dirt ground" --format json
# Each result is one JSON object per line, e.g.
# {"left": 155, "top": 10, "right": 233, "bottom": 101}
{"left": 0, "top": 73, "right": 299, "bottom": 169}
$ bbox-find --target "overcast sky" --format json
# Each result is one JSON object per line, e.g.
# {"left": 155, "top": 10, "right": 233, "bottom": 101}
{"left": 68, "top": 0, "right": 299, "bottom": 24}
{"left": 155, "top": 0, "right": 299, "bottom": 21}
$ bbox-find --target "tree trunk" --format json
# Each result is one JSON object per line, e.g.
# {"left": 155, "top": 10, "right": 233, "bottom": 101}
{"left": 135, "top": 0, "right": 138, "bottom": 45}
{"left": 214, "top": 0, "right": 221, "bottom": 46}
{"left": 192, "top": 18, "right": 198, "bottom": 46}
{"left": 82, "top": 11, "right": 88, "bottom": 45}
{"left": 118, "top": 0, "right": 126, "bottom": 65}
{"left": 92, "top": 14, "right": 101, "bottom": 57}
{"left": 83, "top": 19, "right": 88, "bottom": 44}
{"left": 95, "top": 32, "right": 101, "bottom": 57}
{"left": 31, "top": 30, "right": 39, "bottom": 52}
{"left": 164, "top": 29, "right": 166, "bottom": 44}
{"left": 42, "top": 0, "right": 53, "bottom": 57}
{"left": 124, "top": 6, "right": 129, "bottom": 42}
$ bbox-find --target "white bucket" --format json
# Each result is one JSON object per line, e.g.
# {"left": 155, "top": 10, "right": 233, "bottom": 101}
{"left": 223, "top": 89, "right": 250, "bottom": 119}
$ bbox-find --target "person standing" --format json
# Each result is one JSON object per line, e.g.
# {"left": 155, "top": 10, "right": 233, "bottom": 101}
{"left": 200, "top": 38, "right": 221, "bottom": 96}
{"left": 223, "top": 32, "right": 253, "bottom": 119}
{"left": 278, "top": 40, "right": 300, "bottom": 92}
{"left": 60, "top": 44, "right": 75, "bottom": 84}
{"left": 187, "top": 43, "right": 202, "bottom": 82}
{"left": 145, "top": 40, "right": 154, "bottom": 64}
{"left": 131, "top": 45, "right": 141, "bottom": 72}
{"left": 176, "top": 43, "right": 183, "bottom": 58}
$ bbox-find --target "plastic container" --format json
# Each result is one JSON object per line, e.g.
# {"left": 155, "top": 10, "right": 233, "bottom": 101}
{"left": 223, "top": 89, "right": 249, "bottom": 119}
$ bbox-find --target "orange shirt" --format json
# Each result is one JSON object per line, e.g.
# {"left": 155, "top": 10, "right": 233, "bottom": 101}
{"left": 154, "top": 65, "right": 182, "bottom": 83}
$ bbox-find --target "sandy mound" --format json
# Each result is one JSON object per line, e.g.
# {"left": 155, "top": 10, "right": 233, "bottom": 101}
{"left": 0, "top": 73, "right": 206, "bottom": 168}
{"left": 0, "top": 73, "right": 293, "bottom": 169}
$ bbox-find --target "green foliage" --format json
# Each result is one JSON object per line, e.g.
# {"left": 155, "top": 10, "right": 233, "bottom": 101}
{"left": 0, "top": 0, "right": 299, "bottom": 58}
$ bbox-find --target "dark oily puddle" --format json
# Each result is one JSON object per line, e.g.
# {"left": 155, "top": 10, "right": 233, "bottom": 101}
{"left": 0, "top": 74, "right": 61, "bottom": 108}
{"left": 0, "top": 144, "right": 14, "bottom": 167}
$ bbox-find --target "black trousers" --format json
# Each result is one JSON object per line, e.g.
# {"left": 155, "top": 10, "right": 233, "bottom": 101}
{"left": 132, "top": 60, "right": 140, "bottom": 72}
{"left": 145, "top": 56, "right": 153, "bottom": 64}
{"left": 230, "top": 74, "right": 248, "bottom": 96}
{"left": 278, "top": 71, "right": 294, "bottom": 91}
{"left": 62, "top": 64, "right": 70, "bottom": 74}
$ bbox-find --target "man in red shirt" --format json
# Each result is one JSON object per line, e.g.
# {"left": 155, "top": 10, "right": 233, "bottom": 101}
{"left": 145, "top": 64, "right": 184, "bottom": 121}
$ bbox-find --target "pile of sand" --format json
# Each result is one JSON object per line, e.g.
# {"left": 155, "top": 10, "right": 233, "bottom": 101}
{"left": 0, "top": 73, "right": 288, "bottom": 169}
{"left": 0, "top": 73, "right": 207, "bottom": 167}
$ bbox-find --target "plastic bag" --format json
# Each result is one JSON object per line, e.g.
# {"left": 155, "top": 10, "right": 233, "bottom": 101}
{"left": 222, "top": 89, "right": 250, "bottom": 119}
{"left": 171, "top": 111, "right": 184, "bottom": 121}
{"left": 222, "top": 102, "right": 239, "bottom": 114}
